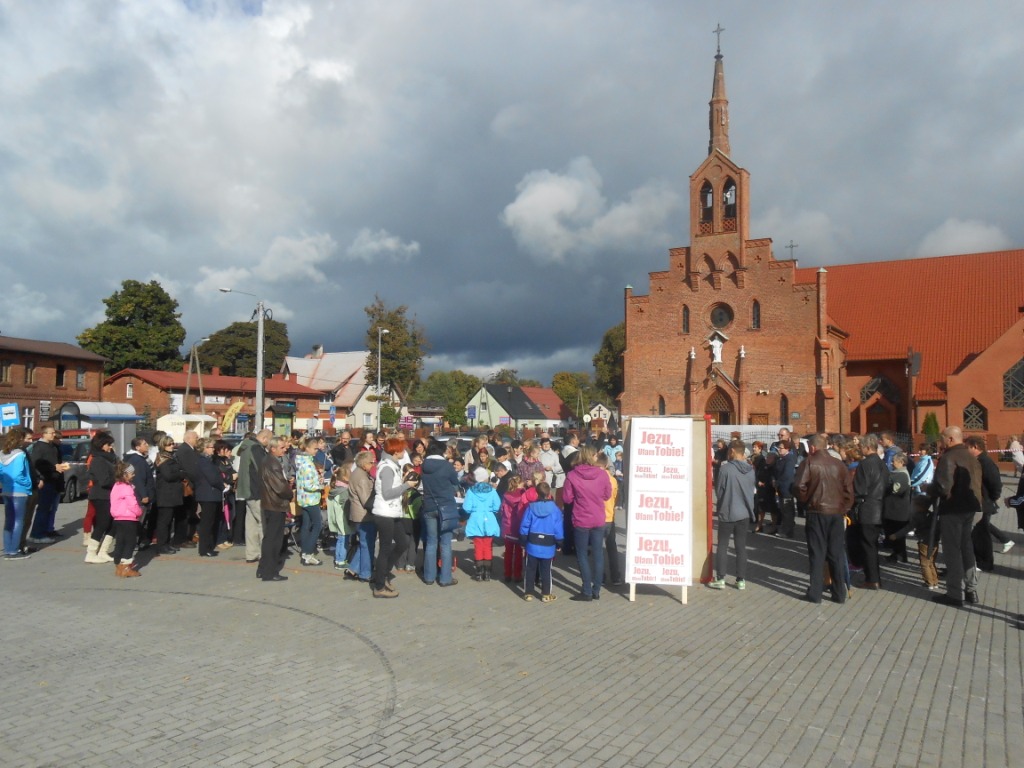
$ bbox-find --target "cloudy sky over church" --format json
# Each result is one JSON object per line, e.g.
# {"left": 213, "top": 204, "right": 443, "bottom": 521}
{"left": 2, "top": 1, "right": 1021, "bottom": 382}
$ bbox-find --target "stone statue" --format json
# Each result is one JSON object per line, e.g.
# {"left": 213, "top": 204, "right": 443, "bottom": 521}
{"left": 709, "top": 337, "right": 723, "bottom": 364}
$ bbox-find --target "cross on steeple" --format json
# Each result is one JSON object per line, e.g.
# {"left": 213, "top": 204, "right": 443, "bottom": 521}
{"left": 713, "top": 24, "right": 725, "bottom": 56}
{"left": 785, "top": 240, "right": 799, "bottom": 260}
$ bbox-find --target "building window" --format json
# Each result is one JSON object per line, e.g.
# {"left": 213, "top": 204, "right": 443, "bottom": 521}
{"left": 780, "top": 394, "right": 790, "bottom": 425}
{"left": 963, "top": 400, "right": 987, "bottom": 431}
{"left": 480, "top": 402, "right": 487, "bottom": 412}
{"left": 1005, "top": 359, "right": 1024, "bottom": 408}
{"left": 76, "top": 366, "right": 86, "bottom": 389}
{"left": 25, "top": 362, "right": 37, "bottom": 385}
{"left": 860, "top": 376, "right": 900, "bottom": 404}
{"left": 126, "top": 382, "right": 134, "bottom": 400}
{"left": 0, "top": 359, "right": 9, "bottom": 384}
{"left": 751, "top": 300, "right": 761, "bottom": 329}
{"left": 22, "top": 407, "right": 34, "bottom": 431}
{"left": 699, "top": 182, "right": 713, "bottom": 223}
{"left": 710, "top": 304, "right": 734, "bottom": 329}
{"left": 658, "top": 396, "right": 666, "bottom": 416}
{"left": 56, "top": 365, "right": 67, "bottom": 387}
{"left": 362, "top": 412, "right": 373, "bottom": 427}
{"left": 682, "top": 305, "right": 690, "bottom": 333}
{"left": 722, "top": 178, "right": 737, "bottom": 219}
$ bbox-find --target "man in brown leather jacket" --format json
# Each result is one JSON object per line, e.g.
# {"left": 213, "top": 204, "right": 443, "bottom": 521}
{"left": 794, "top": 434, "right": 854, "bottom": 604}
{"left": 931, "top": 426, "right": 983, "bottom": 607}
{"left": 258, "top": 436, "right": 293, "bottom": 582}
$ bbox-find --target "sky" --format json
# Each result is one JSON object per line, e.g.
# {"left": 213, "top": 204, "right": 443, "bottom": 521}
{"left": 2, "top": 0, "right": 1023, "bottom": 386}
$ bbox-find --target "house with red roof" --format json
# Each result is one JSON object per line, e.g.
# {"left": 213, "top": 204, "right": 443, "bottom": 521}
{"left": 103, "top": 365, "right": 324, "bottom": 435}
{"left": 621, "top": 48, "right": 1024, "bottom": 442}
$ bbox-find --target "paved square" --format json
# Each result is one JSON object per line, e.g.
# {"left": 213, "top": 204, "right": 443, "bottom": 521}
{"left": 3, "top": 486, "right": 1021, "bottom": 767}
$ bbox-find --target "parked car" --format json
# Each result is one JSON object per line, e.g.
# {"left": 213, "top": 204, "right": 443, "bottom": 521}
{"left": 58, "top": 438, "right": 91, "bottom": 503}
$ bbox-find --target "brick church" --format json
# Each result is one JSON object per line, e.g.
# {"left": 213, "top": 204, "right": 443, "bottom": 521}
{"left": 620, "top": 46, "right": 1024, "bottom": 439}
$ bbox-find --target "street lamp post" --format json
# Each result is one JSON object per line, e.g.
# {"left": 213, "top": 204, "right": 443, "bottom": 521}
{"left": 377, "top": 327, "right": 390, "bottom": 431}
{"left": 219, "top": 288, "right": 267, "bottom": 430}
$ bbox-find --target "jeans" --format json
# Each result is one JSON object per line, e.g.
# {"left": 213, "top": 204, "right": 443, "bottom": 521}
{"left": 299, "top": 505, "right": 323, "bottom": 556}
{"left": 574, "top": 526, "right": 605, "bottom": 598}
{"left": 421, "top": 512, "right": 455, "bottom": 585}
{"left": 714, "top": 519, "right": 748, "bottom": 581}
{"left": 3, "top": 495, "right": 28, "bottom": 555}
{"left": 525, "top": 555, "right": 553, "bottom": 595}
{"left": 31, "top": 484, "right": 60, "bottom": 538}
{"left": 349, "top": 518, "right": 377, "bottom": 580}
{"left": 334, "top": 534, "right": 349, "bottom": 565}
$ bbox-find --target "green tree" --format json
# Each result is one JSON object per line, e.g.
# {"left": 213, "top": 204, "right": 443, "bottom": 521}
{"left": 77, "top": 279, "right": 187, "bottom": 374}
{"left": 198, "top": 319, "right": 290, "bottom": 378}
{"left": 364, "top": 296, "right": 430, "bottom": 397}
{"left": 592, "top": 321, "right": 625, "bottom": 401}
{"left": 443, "top": 403, "right": 467, "bottom": 428}
{"left": 551, "top": 371, "right": 599, "bottom": 417}
{"left": 379, "top": 403, "right": 399, "bottom": 428}
{"left": 489, "top": 368, "right": 542, "bottom": 388}
{"left": 416, "top": 370, "right": 483, "bottom": 413}
{"left": 922, "top": 412, "right": 941, "bottom": 446}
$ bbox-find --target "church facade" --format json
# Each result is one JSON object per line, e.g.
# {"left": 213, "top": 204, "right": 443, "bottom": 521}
{"left": 621, "top": 48, "right": 1024, "bottom": 441}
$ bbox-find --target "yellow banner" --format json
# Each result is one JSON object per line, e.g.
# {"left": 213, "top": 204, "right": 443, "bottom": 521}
{"left": 221, "top": 400, "right": 246, "bottom": 433}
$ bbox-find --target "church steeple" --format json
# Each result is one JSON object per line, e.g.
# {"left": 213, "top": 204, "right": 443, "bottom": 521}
{"left": 708, "top": 24, "right": 730, "bottom": 157}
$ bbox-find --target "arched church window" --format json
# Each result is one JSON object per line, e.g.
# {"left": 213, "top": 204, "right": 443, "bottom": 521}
{"left": 700, "top": 182, "right": 713, "bottom": 223}
{"left": 860, "top": 376, "right": 900, "bottom": 404}
{"left": 779, "top": 394, "right": 789, "bottom": 425}
{"left": 658, "top": 396, "right": 666, "bottom": 416}
{"left": 682, "top": 305, "right": 690, "bottom": 334}
{"left": 963, "top": 400, "right": 987, "bottom": 431}
{"left": 751, "top": 300, "right": 761, "bottom": 329}
{"left": 1004, "top": 358, "right": 1024, "bottom": 408}
{"left": 722, "top": 178, "right": 737, "bottom": 219}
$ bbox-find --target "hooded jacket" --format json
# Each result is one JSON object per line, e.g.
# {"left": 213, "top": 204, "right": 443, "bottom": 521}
{"left": 563, "top": 464, "right": 612, "bottom": 529}
{"left": 420, "top": 455, "right": 460, "bottom": 514}
{"left": 519, "top": 499, "right": 565, "bottom": 558}
{"left": 0, "top": 448, "right": 32, "bottom": 496}
{"left": 714, "top": 459, "right": 756, "bottom": 523}
{"left": 87, "top": 449, "right": 117, "bottom": 501}
{"left": 463, "top": 481, "right": 500, "bottom": 538}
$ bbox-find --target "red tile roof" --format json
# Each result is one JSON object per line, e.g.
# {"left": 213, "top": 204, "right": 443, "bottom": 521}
{"left": 106, "top": 369, "right": 322, "bottom": 397}
{"left": 797, "top": 249, "right": 1024, "bottom": 400}
{"left": 520, "top": 386, "right": 574, "bottom": 421}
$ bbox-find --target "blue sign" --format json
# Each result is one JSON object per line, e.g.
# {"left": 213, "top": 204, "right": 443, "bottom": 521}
{"left": 329, "top": 405, "right": 337, "bottom": 425}
{"left": 1, "top": 403, "right": 20, "bottom": 428}
{"left": 467, "top": 405, "right": 477, "bottom": 419}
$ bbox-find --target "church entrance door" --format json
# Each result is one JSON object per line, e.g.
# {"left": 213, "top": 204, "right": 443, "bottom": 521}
{"left": 705, "top": 388, "right": 735, "bottom": 425}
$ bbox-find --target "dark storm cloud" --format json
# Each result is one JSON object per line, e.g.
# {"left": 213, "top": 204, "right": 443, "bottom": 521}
{"left": 2, "top": 1, "right": 1022, "bottom": 384}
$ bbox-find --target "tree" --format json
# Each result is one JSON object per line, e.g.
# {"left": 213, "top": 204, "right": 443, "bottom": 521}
{"left": 77, "top": 280, "right": 187, "bottom": 374}
{"left": 416, "top": 370, "right": 483, "bottom": 413}
{"left": 489, "top": 368, "right": 542, "bottom": 388}
{"left": 922, "top": 412, "right": 941, "bottom": 446}
{"left": 551, "top": 371, "right": 599, "bottom": 418}
{"left": 379, "top": 403, "right": 399, "bottom": 428}
{"left": 364, "top": 296, "right": 430, "bottom": 397}
{"left": 592, "top": 321, "right": 625, "bottom": 401}
{"left": 443, "top": 403, "right": 467, "bottom": 428}
{"left": 198, "top": 320, "right": 290, "bottom": 378}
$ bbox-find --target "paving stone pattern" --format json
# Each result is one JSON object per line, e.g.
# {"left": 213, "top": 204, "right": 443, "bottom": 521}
{"left": 2, "top": 484, "right": 1022, "bottom": 767}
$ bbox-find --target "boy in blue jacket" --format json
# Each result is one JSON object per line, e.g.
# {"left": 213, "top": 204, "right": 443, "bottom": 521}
{"left": 519, "top": 482, "right": 564, "bottom": 602}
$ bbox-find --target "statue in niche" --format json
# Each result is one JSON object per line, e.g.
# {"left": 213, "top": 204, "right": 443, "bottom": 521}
{"left": 709, "top": 337, "right": 724, "bottom": 364}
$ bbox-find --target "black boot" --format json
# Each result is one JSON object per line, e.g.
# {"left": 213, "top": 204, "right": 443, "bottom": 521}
{"left": 472, "top": 563, "right": 483, "bottom": 581}
{"left": 482, "top": 560, "right": 492, "bottom": 581}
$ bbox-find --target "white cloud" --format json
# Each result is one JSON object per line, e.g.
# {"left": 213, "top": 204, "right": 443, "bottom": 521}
{"left": 914, "top": 218, "right": 1012, "bottom": 257}
{"left": 0, "top": 283, "right": 64, "bottom": 335}
{"left": 345, "top": 228, "right": 420, "bottom": 263}
{"left": 501, "top": 157, "right": 680, "bottom": 264}
{"left": 255, "top": 232, "right": 338, "bottom": 283}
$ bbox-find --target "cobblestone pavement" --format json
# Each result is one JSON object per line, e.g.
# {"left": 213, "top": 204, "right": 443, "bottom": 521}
{"left": 2, "top": 480, "right": 1022, "bottom": 768}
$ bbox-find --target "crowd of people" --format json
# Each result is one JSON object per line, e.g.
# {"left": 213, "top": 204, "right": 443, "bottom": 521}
{"left": 0, "top": 423, "right": 627, "bottom": 602}
{"left": 710, "top": 427, "right": 1023, "bottom": 607}
{"left": 3, "top": 421, "right": 1020, "bottom": 611}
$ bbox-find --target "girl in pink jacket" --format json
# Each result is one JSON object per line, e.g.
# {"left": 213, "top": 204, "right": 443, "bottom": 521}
{"left": 110, "top": 462, "right": 143, "bottom": 577}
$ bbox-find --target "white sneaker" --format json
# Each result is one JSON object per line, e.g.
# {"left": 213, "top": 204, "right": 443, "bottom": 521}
{"left": 301, "top": 554, "right": 322, "bottom": 566}
{"left": 1001, "top": 541, "right": 1015, "bottom": 554}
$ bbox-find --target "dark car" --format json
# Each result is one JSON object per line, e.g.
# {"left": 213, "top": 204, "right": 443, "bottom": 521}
{"left": 58, "top": 439, "right": 91, "bottom": 503}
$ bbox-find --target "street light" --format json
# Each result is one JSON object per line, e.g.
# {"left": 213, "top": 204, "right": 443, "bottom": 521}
{"left": 219, "top": 288, "right": 267, "bottom": 429}
{"left": 376, "top": 327, "right": 390, "bottom": 431}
